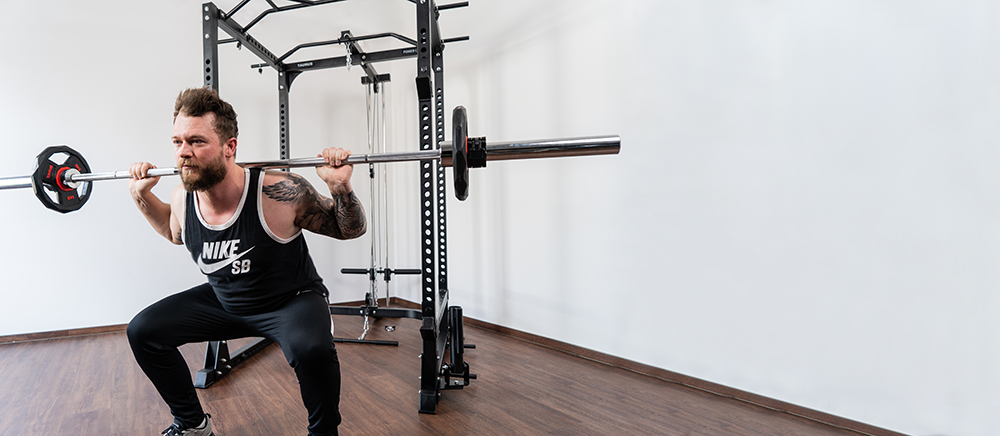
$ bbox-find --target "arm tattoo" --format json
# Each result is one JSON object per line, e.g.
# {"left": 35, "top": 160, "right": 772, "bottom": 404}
{"left": 261, "top": 178, "right": 302, "bottom": 202}
{"left": 263, "top": 172, "right": 367, "bottom": 239}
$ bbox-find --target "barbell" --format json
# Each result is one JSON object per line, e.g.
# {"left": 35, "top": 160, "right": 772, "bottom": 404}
{"left": 0, "top": 106, "right": 620, "bottom": 213}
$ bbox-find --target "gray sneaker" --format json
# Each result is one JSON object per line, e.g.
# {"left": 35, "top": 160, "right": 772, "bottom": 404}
{"left": 161, "top": 414, "right": 213, "bottom": 436}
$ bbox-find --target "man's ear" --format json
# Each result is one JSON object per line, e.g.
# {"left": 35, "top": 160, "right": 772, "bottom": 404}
{"left": 225, "top": 137, "right": 238, "bottom": 159}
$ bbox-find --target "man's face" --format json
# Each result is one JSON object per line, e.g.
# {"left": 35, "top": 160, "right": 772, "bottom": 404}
{"left": 173, "top": 113, "right": 228, "bottom": 192}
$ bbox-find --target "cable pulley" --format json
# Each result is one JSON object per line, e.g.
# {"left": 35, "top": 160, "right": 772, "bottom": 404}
{"left": 0, "top": 107, "right": 620, "bottom": 213}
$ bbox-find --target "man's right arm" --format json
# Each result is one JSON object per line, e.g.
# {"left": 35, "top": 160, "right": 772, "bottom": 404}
{"left": 129, "top": 163, "right": 184, "bottom": 245}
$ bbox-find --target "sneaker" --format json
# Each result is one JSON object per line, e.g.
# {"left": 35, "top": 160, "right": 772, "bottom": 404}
{"left": 161, "top": 414, "right": 213, "bottom": 436}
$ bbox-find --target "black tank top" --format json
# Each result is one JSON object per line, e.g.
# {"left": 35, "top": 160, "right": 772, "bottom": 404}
{"left": 183, "top": 168, "right": 328, "bottom": 314}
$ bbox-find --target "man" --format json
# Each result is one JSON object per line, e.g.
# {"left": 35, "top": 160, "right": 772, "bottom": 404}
{"left": 126, "top": 87, "right": 364, "bottom": 436}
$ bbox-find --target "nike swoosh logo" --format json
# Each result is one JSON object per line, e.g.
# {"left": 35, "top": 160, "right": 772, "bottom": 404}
{"left": 197, "top": 247, "right": 255, "bottom": 274}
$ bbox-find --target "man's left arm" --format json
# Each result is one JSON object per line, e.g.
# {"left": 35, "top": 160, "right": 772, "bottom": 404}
{"left": 262, "top": 147, "right": 366, "bottom": 240}
{"left": 264, "top": 173, "right": 367, "bottom": 239}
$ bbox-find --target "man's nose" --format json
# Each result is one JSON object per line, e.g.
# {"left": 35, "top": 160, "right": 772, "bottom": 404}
{"left": 177, "top": 142, "right": 194, "bottom": 157}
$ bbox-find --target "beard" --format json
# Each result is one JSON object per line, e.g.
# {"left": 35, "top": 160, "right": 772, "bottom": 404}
{"left": 180, "top": 151, "right": 228, "bottom": 192}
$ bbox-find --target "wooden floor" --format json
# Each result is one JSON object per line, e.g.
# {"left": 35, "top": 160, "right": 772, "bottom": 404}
{"left": 0, "top": 314, "right": 876, "bottom": 436}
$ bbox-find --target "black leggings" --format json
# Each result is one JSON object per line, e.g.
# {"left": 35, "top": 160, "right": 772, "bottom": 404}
{"left": 127, "top": 283, "right": 340, "bottom": 436}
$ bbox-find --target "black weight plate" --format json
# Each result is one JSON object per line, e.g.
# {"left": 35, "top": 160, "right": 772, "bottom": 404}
{"left": 31, "top": 145, "right": 92, "bottom": 214}
{"left": 452, "top": 106, "right": 469, "bottom": 201}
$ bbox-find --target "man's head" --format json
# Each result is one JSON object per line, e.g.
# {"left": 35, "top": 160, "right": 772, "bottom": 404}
{"left": 173, "top": 87, "right": 238, "bottom": 142}
{"left": 172, "top": 88, "right": 239, "bottom": 192}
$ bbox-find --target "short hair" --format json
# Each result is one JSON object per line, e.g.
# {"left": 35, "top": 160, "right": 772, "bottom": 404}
{"left": 173, "top": 87, "right": 238, "bottom": 142}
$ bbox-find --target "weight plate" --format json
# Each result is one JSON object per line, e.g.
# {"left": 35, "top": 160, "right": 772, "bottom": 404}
{"left": 452, "top": 106, "right": 469, "bottom": 201}
{"left": 31, "top": 145, "right": 92, "bottom": 213}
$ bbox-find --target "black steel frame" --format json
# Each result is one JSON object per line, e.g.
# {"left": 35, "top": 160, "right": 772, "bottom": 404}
{"left": 195, "top": 0, "right": 473, "bottom": 414}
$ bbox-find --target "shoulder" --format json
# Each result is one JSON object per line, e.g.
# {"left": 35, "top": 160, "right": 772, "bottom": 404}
{"left": 168, "top": 184, "right": 187, "bottom": 245}
{"left": 259, "top": 170, "right": 312, "bottom": 237}
{"left": 170, "top": 183, "right": 187, "bottom": 201}
{"left": 261, "top": 170, "right": 318, "bottom": 204}
{"left": 169, "top": 184, "right": 187, "bottom": 211}
{"left": 262, "top": 168, "right": 301, "bottom": 185}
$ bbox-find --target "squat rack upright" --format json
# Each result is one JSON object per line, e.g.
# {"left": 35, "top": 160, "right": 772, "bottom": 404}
{"left": 196, "top": 0, "right": 474, "bottom": 414}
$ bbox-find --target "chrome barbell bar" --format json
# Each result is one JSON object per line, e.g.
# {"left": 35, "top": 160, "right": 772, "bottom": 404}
{"left": 53, "top": 135, "right": 620, "bottom": 185}
{"left": 0, "top": 134, "right": 620, "bottom": 212}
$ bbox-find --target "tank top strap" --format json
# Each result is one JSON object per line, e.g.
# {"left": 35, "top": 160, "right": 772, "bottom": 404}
{"left": 246, "top": 167, "right": 261, "bottom": 216}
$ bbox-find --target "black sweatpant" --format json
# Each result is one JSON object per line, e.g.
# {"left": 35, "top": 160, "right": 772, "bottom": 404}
{"left": 127, "top": 283, "right": 341, "bottom": 436}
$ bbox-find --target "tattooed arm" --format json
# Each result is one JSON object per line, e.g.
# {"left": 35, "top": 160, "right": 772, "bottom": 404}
{"left": 262, "top": 171, "right": 367, "bottom": 240}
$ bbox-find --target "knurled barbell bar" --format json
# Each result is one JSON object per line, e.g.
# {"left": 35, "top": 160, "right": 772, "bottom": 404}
{"left": 0, "top": 106, "right": 620, "bottom": 213}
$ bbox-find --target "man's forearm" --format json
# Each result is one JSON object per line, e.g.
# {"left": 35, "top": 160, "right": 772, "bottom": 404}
{"left": 300, "top": 184, "right": 366, "bottom": 240}
{"left": 328, "top": 188, "right": 366, "bottom": 239}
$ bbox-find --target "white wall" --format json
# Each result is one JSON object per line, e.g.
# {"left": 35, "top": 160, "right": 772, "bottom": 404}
{"left": 0, "top": 1, "right": 996, "bottom": 435}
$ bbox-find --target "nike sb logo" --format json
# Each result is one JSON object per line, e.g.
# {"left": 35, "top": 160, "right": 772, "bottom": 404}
{"left": 197, "top": 239, "right": 255, "bottom": 275}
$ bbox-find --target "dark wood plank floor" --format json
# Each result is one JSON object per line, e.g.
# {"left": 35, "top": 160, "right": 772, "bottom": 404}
{"left": 0, "top": 315, "right": 868, "bottom": 436}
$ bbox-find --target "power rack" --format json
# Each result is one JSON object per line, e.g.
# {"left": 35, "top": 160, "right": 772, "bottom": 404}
{"left": 194, "top": 0, "right": 475, "bottom": 414}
